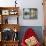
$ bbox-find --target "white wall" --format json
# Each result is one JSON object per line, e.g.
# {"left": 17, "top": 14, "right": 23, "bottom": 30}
{"left": 0, "top": 0, "right": 44, "bottom": 26}
{"left": 18, "top": 0, "right": 44, "bottom": 26}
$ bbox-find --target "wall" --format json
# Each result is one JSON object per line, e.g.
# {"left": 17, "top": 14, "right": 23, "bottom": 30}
{"left": 18, "top": 0, "right": 44, "bottom": 26}
{"left": 0, "top": 0, "right": 44, "bottom": 26}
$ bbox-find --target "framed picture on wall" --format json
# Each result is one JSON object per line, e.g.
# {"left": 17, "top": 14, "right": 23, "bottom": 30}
{"left": 23, "top": 8, "right": 38, "bottom": 19}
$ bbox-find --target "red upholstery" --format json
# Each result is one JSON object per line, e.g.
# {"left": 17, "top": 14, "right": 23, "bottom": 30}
{"left": 21, "top": 28, "right": 41, "bottom": 46}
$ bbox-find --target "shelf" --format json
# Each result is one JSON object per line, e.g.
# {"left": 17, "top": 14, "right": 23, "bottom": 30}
{"left": 0, "top": 7, "right": 19, "bottom": 10}
{"left": 0, "top": 7, "right": 20, "bottom": 46}
{"left": 2, "top": 41, "right": 19, "bottom": 46}
{"left": 0, "top": 7, "right": 19, "bottom": 16}
{"left": 0, "top": 7, "right": 19, "bottom": 24}
{"left": 2, "top": 40, "right": 19, "bottom": 43}
{"left": 0, "top": 24, "right": 20, "bottom": 32}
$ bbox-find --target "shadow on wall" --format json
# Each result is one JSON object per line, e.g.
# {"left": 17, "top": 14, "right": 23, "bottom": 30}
{"left": 18, "top": 26, "right": 43, "bottom": 44}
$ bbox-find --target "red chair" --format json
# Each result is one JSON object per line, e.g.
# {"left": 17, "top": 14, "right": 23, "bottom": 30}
{"left": 21, "top": 28, "right": 41, "bottom": 46}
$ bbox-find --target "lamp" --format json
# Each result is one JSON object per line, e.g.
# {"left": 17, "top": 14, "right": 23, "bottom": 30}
{"left": 15, "top": 0, "right": 17, "bottom": 7}
{"left": 14, "top": 28, "right": 17, "bottom": 32}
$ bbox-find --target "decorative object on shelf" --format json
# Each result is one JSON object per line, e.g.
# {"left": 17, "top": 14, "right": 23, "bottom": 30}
{"left": 9, "top": 9, "right": 18, "bottom": 15}
{"left": 2, "top": 16, "right": 8, "bottom": 24}
{"left": 1, "top": 28, "right": 13, "bottom": 41}
{"left": 0, "top": 10, "right": 2, "bottom": 15}
{"left": 1, "top": 28, "right": 19, "bottom": 41}
{"left": 2, "top": 10, "right": 9, "bottom": 15}
{"left": 23, "top": 8, "right": 38, "bottom": 19}
{"left": 13, "top": 32, "right": 18, "bottom": 41}
{"left": 5, "top": 18, "right": 8, "bottom": 24}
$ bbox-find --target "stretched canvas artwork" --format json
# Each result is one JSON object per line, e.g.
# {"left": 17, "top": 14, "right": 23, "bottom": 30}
{"left": 23, "top": 8, "right": 38, "bottom": 19}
